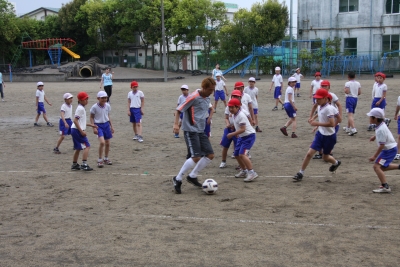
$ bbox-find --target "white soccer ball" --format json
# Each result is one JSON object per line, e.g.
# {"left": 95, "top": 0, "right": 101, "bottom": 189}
{"left": 202, "top": 179, "right": 218, "bottom": 194}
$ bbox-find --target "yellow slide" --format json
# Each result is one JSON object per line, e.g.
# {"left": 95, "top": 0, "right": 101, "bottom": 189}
{"left": 62, "top": 46, "right": 80, "bottom": 59}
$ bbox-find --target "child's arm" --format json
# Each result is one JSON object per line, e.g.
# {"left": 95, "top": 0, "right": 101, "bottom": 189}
{"left": 36, "top": 96, "right": 39, "bottom": 110}
{"left": 395, "top": 105, "right": 400, "bottom": 120}
{"left": 100, "top": 75, "right": 103, "bottom": 88}
{"left": 108, "top": 115, "right": 114, "bottom": 133}
{"left": 60, "top": 110, "right": 68, "bottom": 128}
{"left": 73, "top": 117, "right": 86, "bottom": 137}
{"left": 335, "top": 101, "right": 343, "bottom": 120}
{"left": 308, "top": 103, "right": 318, "bottom": 122}
{"left": 227, "top": 124, "right": 245, "bottom": 139}
{"left": 310, "top": 84, "right": 313, "bottom": 98}
{"left": 140, "top": 97, "right": 144, "bottom": 115}
{"left": 358, "top": 86, "right": 361, "bottom": 95}
{"left": 224, "top": 114, "right": 231, "bottom": 128}
{"left": 269, "top": 81, "right": 274, "bottom": 91}
{"left": 310, "top": 116, "right": 335, "bottom": 127}
{"left": 173, "top": 110, "right": 181, "bottom": 134}
{"left": 44, "top": 95, "right": 52, "bottom": 106}
{"left": 288, "top": 94, "right": 297, "bottom": 111}
{"left": 90, "top": 113, "right": 98, "bottom": 134}
{"left": 375, "top": 91, "right": 386, "bottom": 106}
{"left": 248, "top": 102, "right": 255, "bottom": 126}
{"left": 370, "top": 143, "right": 384, "bottom": 162}
{"left": 127, "top": 99, "right": 131, "bottom": 116}
{"left": 224, "top": 85, "right": 228, "bottom": 96}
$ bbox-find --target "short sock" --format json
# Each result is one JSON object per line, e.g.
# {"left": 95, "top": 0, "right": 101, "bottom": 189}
{"left": 98, "top": 158, "right": 102, "bottom": 162}
{"left": 82, "top": 160, "right": 87, "bottom": 165}
{"left": 299, "top": 170, "right": 304, "bottom": 174}
{"left": 382, "top": 183, "right": 389, "bottom": 189}
{"left": 334, "top": 160, "right": 338, "bottom": 165}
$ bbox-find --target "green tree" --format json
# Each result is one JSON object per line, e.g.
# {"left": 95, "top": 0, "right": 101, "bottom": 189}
{"left": 0, "top": 0, "right": 19, "bottom": 64}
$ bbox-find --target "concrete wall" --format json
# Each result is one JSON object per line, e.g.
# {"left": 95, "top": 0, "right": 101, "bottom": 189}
{"left": 297, "top": 0, "right": 400, "bottom": 55}
{"left": 3, "top": 73, "right": 66, "bottom": 82}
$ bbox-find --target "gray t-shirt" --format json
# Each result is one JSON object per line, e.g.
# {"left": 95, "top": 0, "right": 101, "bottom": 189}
{"left": 90, "top": 103, "right": 111, "bottom": 123}
{"left": 177, "top": 89, "right": 210, "bottom": 133}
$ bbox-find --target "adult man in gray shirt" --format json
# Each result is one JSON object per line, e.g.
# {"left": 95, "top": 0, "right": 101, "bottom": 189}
{"left": 172, "top": 77, "right": 216, "bottom": 194}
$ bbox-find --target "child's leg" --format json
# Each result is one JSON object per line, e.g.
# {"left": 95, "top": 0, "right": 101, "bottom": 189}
{"left": 291, "top": 117, "right": 297, "bottom": 133}
{"left": 35, "top": 113, "right": 40, "bottom": 123}
{"left": 235, "top": 155, "right": 246, "bottom": 170}
{"left": 238, "top": 154, "right": 252, "bottom": 170}
{"left": 43, "top": 112, "right": 49, "bottom": 123}
{"left": 98, "top": 136, "right": 105, "bottom": 160}
{"left": 132, "top": 123, "right": 137, "bottom": 135}
{"left": 254, "top": 114, "right": 258, "bottom": 126}
{"left": 221, "top": 147, "right": 229, "bottom": 161}
{"left": 73, "top": 150, "right": 80, "bottom": 162}
{"left": 135, "top": 122, "right": 142, "bottom": 135}
{"left": 214, "top": 100, "right": 219, "bottom": 110}
{"left": 222, "top": 100, "right": 227, "bottom": 107}
{"left": 274, "top": 98, "right": 279, "bottom": 107}
{"left": 374, "top": 163, "right": 388, "bottom": 185}
{"left": 104, "top": 139, "right": 110, "bottom": 158}
{"left": 321, "top": 154, "right": 337, "bottom": 165}
{"left": 347, "top": 112, "right": 355, "bottom": 128}
{"left": 300, "top": 148, "right": 318, "bottom": 171}
{"left": 82, "top": 147, "right": 90, "bottom": 161}
{"left": 284, "top": 118, "right": 294, "bottom": 128}
{"left": 56, "top": 135, "right": 65, "bottom": 148}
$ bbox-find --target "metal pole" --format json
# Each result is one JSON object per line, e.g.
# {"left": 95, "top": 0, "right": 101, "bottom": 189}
{"left": 289, "top": 0, "right": 293, "bottom": 69}
{"left": 161, "top": 0, "right": 168, "bottom": 82}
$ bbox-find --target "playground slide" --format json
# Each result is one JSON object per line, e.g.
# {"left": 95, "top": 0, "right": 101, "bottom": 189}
{"left": 222, "top": 55, "right": 253, "bottom": 76}
{"left": 62, "top": 46, "right": 80, "bottom": 59}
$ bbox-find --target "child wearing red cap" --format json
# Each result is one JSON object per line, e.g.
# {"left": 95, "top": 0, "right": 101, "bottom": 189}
{"left": 128, "top": 81, "right": 145, "bottom": 142}
{"left": 71, "top": 92, "right": 98, "bottom": 171}
{"left": 227, "top": 98, "right": 258, "bottom": 182}
{"left": 310, "top": 72, "right": 322, "bottom": 103}
{"left": 293, "top": 89, "right": 341, "bottom": 181}
{"left": 369, "top": 72, "right": 390, "bottom": 131}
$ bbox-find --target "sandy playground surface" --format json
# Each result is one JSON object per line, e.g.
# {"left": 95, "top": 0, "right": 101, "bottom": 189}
{"left": 0, "top": 72, "right": 400, "bottom": 266}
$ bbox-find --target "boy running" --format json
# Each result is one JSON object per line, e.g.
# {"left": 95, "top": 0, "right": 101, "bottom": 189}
{"left": 53, "top": 93, "right": 73, "bottom": 154}
{"left": 34, "top": 81, "right": 53, "bottom": 127}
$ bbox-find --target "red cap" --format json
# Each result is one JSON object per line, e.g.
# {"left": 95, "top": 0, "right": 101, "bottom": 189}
{"left": 131, "top": 81, "right": 139, "bottom": 87}
{"left": 77, "top": 92, "right": 89, "bottom": 101}
{"left": 315, "top": 72, "right": 321, "bottom": 76}
{"left": 234, "top": 81, "right": 244, "bottom": 88}
{"left": 327, "top": 93, "right": 332, "bottom": 101}
{"left": 231, "top": 90, "right": 242, "bottom": 97}
{"left": 375, "top": 72, "right": 386, "bottom": 79}
{"left": 228, "top": 98, "right": 241, "bottom": 107}
{"left": 320, "top": 80, "right": 330, "bottom": 86}
{"left": 313, "top": 88, "right": 329, "bottom": 99}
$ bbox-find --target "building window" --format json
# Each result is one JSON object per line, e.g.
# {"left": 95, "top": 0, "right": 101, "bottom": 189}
{"left": 386, "top": 0, "right": 400, "bottom": 14}
{"left": 339, "top": 0, "right": 358, "bottom": 12}
{"left": 382, "top": 35, "right": 400, "bottom": 52}
{"left": 344, "top": 38, "right": 357, "bottom": 55}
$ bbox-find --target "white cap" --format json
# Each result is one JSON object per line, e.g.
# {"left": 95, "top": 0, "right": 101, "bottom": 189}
{"left": 180, "top": 84, "right": 189, "bottom": 90}
{"left": 216, "top": 73, "right": 221, "bottom": 77}
{"left": 37, "top": 81, "right": 44, "bottom": 86}
{"left": 288, "top": 77, "right": 297, "bottom": 82}
{"left": 275, "top": 67, "right": 281, "bottom": 71}
{"left": 63, "top": 93, "right": 73, "bottom": 99}
{"left": 367, "top": 108, "right": 385, "bottom": 119}
{"left": 248, "top": 77, "right": 256, "bottom": 82}
{"left": 97, "top": 91, "right": 108, "bottom": 98}
{"left": 295, "top": 68, "right": 300, "bottom": 71}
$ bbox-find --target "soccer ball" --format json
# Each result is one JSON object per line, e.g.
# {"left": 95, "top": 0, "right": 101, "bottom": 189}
{"left": 202, "top": 179, "right": 218, "bottom": 194}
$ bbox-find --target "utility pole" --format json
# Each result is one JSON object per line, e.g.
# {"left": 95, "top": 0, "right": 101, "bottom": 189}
{"left": 289, "top": 0, "right": 293, "bottom": 70}
{"left": 161, "top": 0, "right": 168, "bottom": 82}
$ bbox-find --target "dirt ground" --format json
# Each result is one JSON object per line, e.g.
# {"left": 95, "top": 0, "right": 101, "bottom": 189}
{"left": 0, "top": 72, "right": 400, "bottom": 266}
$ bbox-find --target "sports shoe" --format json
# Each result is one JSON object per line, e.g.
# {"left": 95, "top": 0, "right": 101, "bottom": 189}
{"left": 231, "top": 152, "right": 235, "bottom": 158}
{"left": 81, "top": 164, "right": 93, "bottom": 171}
{"left": 297, "top": 93, "right": 301, "bottom": 97}
{"left": 272, "top": 106, "right": 278, "bottom": 111}
{"left": 1, "top": 99, "right": 4, "bottom": 102}
{"left": 329, "top": 160, "right": 341, "bottom": 172}
{"left": 34, "top": 123, "right": 41, "bottom": 127}
{"left": 138, "top": 136, "right": 144, "bottom": 143}
{"left": 282, "top": 105, "right": 285, "bottom": 110}
{"left": 186, "top": 175, "right": 202, "bottom": 187}
{"left": 385, "top": 118, "right": 391, "bottom": 127}
{"left": 256, "top": 126, "right": 262, "bottom": 132}
{"left": 280, "top": 127, "right": 288, "bottom": 136}
{"left": 348, "top": 129, "right": 357, "bottom": 136}
{"left": 47, "top": 122, "right": 54, "bottom": 127}
{"left": 293, "top": 172, "right": 303, "bottom": 181}
{"left": 104, "top": 159, "right": 112, "bottom": 165}
{"left": 343, "top": 127, "right": 350, "bottom": 133}
{"left": 235, "top": 165, "right": 242, "bottom": 170}
{"left": 71, "top": 163, "right": 81, "bottom": 171}
{"left": 394, "top": 154, "right": 400, "bottom": 160}
{"left": 235, "top": 170, "right": 247, "bottom": 178}
{"left": 174, "top": 134, "right": 180, "bottom": 138}
{"left": 372, "top": 186, "right": 391, "bottom": 193}
{"left": 53, "top": 147, "right": 61, "bottom": 154}
{"left": 367, "top": 124, "right": 375, "bottom": 131}
{"left": 291, "top": 133, "right": 298, "bottom": 138}
{"left": 97, "top": 161, "right": 104, "bottom": 168}
{"left": 132, "top": 134, "right": 139, "bottom": 140}
{"left": 172, "top": 177, "right": 182, "bottom": 194}
{"left": 244, "top": 171, "right": 258, "bottom": 182}
{"left": 313, "top": 154, "right": 322, "bottom": 159}
{"left": 246, "top": 150, "right": 252, "bottom": 159}
{"left": 219, "top": 162, "right": 227, "bottom": 168}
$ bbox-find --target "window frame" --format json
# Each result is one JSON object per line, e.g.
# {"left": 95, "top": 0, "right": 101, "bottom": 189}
{"left": 339, "top": 0, "right": 359, "bottom": 13}
{"left": 386, "top": 0, "right": 400, "bottom": 14}
{"left": 344, "top": 38, "right": 357, "bottom": 55}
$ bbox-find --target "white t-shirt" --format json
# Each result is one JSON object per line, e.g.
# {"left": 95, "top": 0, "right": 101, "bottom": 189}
{"left": 232, "top": 109, "right": 256, "bottom": 137}
{"left": 397, "top": 96, "right": 400, "bottom": 116}
{"left": 330, "top": 92, "right": 339, "bottom": 109}
{"left": 375, "top": 122, "right": 397, "bottom": 150}
{"left": 177, "top": 94, "right": 188, "bottom": 106}
{"left": 215, "top": 79, "right": 226, "bottom": 91}
{"left": 60, "top": 103, "right": 73, "bottom": 119}
{"left": 272, "top": 74, "right": 283, "bottom": 87}
{"left": 225, "top": 105, "right": 250, "bottom": 123}
{"left": 345, "top": 80, "right": 361, "bottom": 98}
{"left": 71, "top": 104, "right": 87, "bottom": 131}
{"left": 373, "top": 83, "right": 387, "bottom": 98}
{"left": 317, "top": 103, "right": 339, "bottom": 136}
{"left": 240, "top": 93, "right": 252, "bottom": 114}
{"left": 311, "top": 80, "right": 323, "bottom": 94}
{"left": 244, "top": 86, "right": 258, "bottom": 109}
{"left": 36, "top": 89, "right": 45, "bottom": 102}
{"left": 292, "top": 73, "right": 303, "bottom": 83}
{"left": 284, "top": 86, "right": 295, "bottom": 103}
{"left": 128, "top": 90, "right": 144, "bottom": 108}
{"left": 90, "top": 103, "right": 111, "bottom": 123}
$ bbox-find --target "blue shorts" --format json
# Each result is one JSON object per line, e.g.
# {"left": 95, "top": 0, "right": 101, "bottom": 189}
{"left": 37, "top": 102, "right": 46, "bottom": 114}
{"left": 204, "top": 118, "right": 211, "bottom": 137}
{"left": 345, "top": 97, "right": 358, "bottom": 113}
{"left": 220, "top": 127, "right": 237, "bottom": 148}
{"left": 371, "top": 98, "right": 386, "bottom": 109}
{"left": 179, "top": 112, "right": 183, "bottom": 120}
{"left": 234, "top": 133, "right": 256, "bottom": 156}
{"left": 214, "top": 90, "right": 226, "bottom": 101}
{"left": 59, "top": 118, "right": 72, "bottom": 135}
{"left": 295, "top": 82, "right": 300, "bottom": 89}
{"left": 310, "top": 131, "right": 337, "bottom": 155}
{"left": 253, "top": 108, "right": 258, "bottom": 115}
{"left": 274, "top": 86, "right": 281, "bottom": 99}
{"left": 71, "top": 128, "right": 90, "bottom": 150}
{"left": 312, "top": 94, "right": 316, "bottom": 104}
{"left": 335, "top": 124, "right": 339, "bottom": 134}
{"left": 96, "top": 122, "right": 113, "bottom": 140}
{"left": 284, "top": 103, "right": 297, "bottom": 118}
{"left": 376, "top": 147, "right": 397, "bottom": 167}
{"left": 130, "top": 108, "right": 142, "bottom": 123}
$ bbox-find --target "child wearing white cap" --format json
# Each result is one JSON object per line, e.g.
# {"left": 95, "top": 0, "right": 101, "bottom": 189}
{"left": 292, "top": 68, "right": 303, "bottom": 97}
{"left": 244, "top": 77, "right": 261, "bottom": 132}
{"left": 90, "top": 91, "right": 114, "bottom": 167}
{"left": 175, "top": 85, "right": 190, "bottom": 138}
{"left": 367, "top": 108, "right": 399, "bottom": 193}
{"left": 34, "top": 81, "right": 54, "bottom": 127}
{"left": 280, "top": 77, "right": 298, "bottom": 138}
{"left": 53, "top": 93, "right": 74, "bottom": 154}
{"left": 269, "top": 66, "right": 284, "bottom": 110}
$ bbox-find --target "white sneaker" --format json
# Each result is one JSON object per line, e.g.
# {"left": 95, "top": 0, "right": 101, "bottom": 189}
{"left": 246, "top": 151, "right": 251, "bottom": 159}
{"left": 138, "top": 136, "right": 144, "bottom": 143}
{"left": 235, "top": 170, "right": 247, "bottom": 178}
{"left": 394, "top": 154, "right": 400, "bottom": 160}
{"left": 219, "top": 162, "right": 227, "bottom": 168}
{"left": 372, "top": 186, "right": 391, "bottom": 193}
{"left": 343, "top": 127, "right": 350, "bottom": 133}
{"left": 348, "top": 128, "right": 357, "bottom": 136}
{"left": 1, "top": 99, "right": 4, "bottom": 102}
{"left": 231, "top": 152, "right": 235, "bottom": 158}
{"left": 133, "top": 134, "right": 139, "bottom": 140}
{"left": 244, "top": 171, "right": 258, "bottom": 182}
